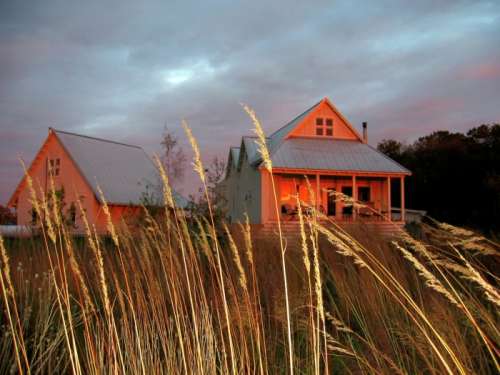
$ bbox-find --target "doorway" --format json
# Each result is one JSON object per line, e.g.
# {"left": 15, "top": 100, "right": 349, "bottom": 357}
{"left": 327, "top": 189, "right": 336, "bottom": 216}
{"left": 341, "top": 186, "right": 353, "bottom": 216}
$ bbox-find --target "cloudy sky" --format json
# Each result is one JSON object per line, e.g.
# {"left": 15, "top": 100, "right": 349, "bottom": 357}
{"left": 1, "top": 0, "right": 499, "bottom": 204}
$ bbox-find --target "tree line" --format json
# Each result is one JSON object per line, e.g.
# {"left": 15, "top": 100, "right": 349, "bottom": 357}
{"left": 378, "top": 124, "right": 500, "bottom": 236}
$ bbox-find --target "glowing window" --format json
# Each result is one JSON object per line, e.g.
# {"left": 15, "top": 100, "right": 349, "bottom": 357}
{"left": 316, "top": 118, "right": 333, "bottom": 136}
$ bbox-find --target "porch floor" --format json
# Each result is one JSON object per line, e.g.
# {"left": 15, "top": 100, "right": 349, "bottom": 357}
{"left": 246, "top": 219, "right": 405, "bottom": 239}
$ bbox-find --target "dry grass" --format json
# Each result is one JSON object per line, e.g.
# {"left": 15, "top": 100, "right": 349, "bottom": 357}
{"left": 1, "top": 121, "right": 499, "bottom": 374}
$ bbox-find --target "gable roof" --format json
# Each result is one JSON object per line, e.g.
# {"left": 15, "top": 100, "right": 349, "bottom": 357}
{"left": 267, "top": 100, "right": 320, "bottom": 152}
{"left": 270, "top": 138, "right": 411, "bottom": 174}
{"left": 267, "top": 97, "right": 363, "bottom": 152}
{"left": 233, "top": 97, "right": 410, "bottom": 175}
{"left": 9, "top": 129, "right": 187, "bottom": 208}
{"left": 225, "top": 146, "right": 241, "bottom": 178}
{"left": 230, "top": 147, "right": 240, "bottom": 168}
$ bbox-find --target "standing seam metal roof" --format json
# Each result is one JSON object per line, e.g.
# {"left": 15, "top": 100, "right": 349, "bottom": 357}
{"left": 270, "top": 138, "right": 410, "bottom": 174}
{"left": 54, "top": 129, "right": 187, "bottom": 207}
{"left": 230, "top": 147, "right": 240, "bottom": 168}
{"left": 230, "top": 98, "right": 410, "bottom": 175}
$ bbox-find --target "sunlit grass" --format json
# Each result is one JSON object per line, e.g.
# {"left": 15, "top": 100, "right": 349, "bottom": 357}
{"left": 1, "top": 118, "right": 499, "bottom": 374}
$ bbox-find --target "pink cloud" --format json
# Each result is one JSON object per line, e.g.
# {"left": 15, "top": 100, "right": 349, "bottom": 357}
{"left": 460, "top": 63, "right": 500, "bottom": 80}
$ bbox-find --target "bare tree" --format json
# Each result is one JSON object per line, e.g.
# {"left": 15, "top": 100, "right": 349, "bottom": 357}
{"left": 206, "top": 156, "right": 226, "bottom": 203}
{"left": 188, "top": 156, "right": 227, "bottom": 223}
{"left": 161, "top": 126, "right": 187, "bottom": 187}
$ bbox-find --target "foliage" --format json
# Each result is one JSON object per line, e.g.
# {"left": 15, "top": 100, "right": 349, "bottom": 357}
{"left": 0, "top": 205, "right": 16, "bottom": 225}
{"left": 378, "top": 124, "right": 500, "bottom": 235}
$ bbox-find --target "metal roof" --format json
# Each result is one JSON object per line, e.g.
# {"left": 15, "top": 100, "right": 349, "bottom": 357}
{"left": 242, "top": 136, "right": 262, "bottom": 165}
{"left": 229, "top": 98, "right": 410, "bottom": 175}
{"left": 270, "top": 138, "right": 410, "bottom": 174}
{"left": 54, "top": 130, "right": 187, "bottom": 207}
{"left": 267, "top": 100, "right": 321, "bottom": 152}
{"left": 230, "top": 147, "right": 240, "bottom": 168}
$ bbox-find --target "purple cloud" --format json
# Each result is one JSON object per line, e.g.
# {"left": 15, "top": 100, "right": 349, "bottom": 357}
{"left": 1, "top": 0, "right": 499, "bottom": 203}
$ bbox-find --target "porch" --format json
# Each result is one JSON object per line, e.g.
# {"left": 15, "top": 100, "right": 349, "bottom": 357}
{"left": 261, "top": 170, "right": 407, "bottom": 224}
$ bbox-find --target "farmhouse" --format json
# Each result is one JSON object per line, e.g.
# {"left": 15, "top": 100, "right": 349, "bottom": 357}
{"left": 222, "top": 97, "right": 411, "bottom": 226}
{"left": 8, "top": 128, "right": 186, "bottom": 233}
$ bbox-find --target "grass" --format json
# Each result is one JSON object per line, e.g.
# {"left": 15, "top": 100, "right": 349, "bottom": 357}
{"left": 1, "top": 115, "right": 499, "bottom": 374}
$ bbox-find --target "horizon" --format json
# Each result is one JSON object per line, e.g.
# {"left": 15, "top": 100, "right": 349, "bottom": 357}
{"left": 1, "top": 0, "right": 500, "bottom": 204}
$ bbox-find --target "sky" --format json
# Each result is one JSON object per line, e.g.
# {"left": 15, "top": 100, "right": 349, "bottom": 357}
{"left": 1, "top": 0, "right": 499, "bottom": 204}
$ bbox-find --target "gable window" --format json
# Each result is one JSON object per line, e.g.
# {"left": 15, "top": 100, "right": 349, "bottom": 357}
{"left": 315, "top": 118, "right": 323, "bottom": 135}
{"left": 315, "top": 118, "right": 333, "bottom": 137}
{"left": 325, "top": 119, "right": 333, "bottom": 136}
{"left": 49, "top": 158, "right": 60, "bottom": 176}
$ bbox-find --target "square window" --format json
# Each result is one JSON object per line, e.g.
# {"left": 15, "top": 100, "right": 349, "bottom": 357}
{"left": 316, "top": 127, "right": 323, "bottom": 136}
{"left": 50, "top": 159, "right": 54, "bottom": 167}
{"left": 55, "top": 168, "right": 59, "bottom": 176}
{"left": 326, "top": 119, "right": 333, "bottom": 127}
{"left": 326, "top": 128, "right": 333, "bottom": 136}
{"left": 316, "top": 118, "right": 323, "bottom": 126}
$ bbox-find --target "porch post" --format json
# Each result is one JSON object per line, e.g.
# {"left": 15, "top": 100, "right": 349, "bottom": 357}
{"left": 387, "top": 176, "right": 391, "bottom": 222}
{"left": 401, "top": 176, "right": 406, "bottom": 223}
{"left": 352, "top": 175, "right": 357, "bottom": 220}
{"left": 315, "top": 173, "right": 320, "bottom": 212}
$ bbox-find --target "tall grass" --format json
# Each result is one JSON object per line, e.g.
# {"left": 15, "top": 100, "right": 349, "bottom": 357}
{"left": 1, "top": 121, "right": 499, "bottom": 374}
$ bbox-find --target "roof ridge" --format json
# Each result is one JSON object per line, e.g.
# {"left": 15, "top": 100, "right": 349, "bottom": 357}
{"left": 51, "top": 128, "right": 143, "bottom": 149}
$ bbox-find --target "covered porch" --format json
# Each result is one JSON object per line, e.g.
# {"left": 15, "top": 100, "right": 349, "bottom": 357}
{"left": 261, "top": 169, "right": 407, "bottom": 224}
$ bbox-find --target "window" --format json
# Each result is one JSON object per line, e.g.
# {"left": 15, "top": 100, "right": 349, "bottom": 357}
{"left": 69, "top": 204, "right": 76, "bottom": 225}
{"left": 315, "top": 118, "right": 323, "bottom": 135}
{"left": 326, "top": 119, "right": 333, "bottom": 136}
{"left": 315, "top": 118, "right": 333, "bottom": 137}
{"left": 49, "top": 158, "right": 60, "bottom": 176}
{"left": 31, "top": 208, "right": 38, "bottom": 225}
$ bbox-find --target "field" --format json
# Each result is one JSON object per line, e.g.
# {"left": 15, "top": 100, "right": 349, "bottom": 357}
{"left": 1, "top": 194, "right": 499, "bottom": 374}
{"left": 1, "top": 119, "right": 499, "bottom": 374}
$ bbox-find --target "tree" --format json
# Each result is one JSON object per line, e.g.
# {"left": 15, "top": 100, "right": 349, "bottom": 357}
{"left": 161, "top": 126, "right": 187, "bottom": 187}
{"left": 188, "top": 156, "right": 227, "bottom": 223}
{"left": 377, "top": 139, "right": 405, "bottom": 160}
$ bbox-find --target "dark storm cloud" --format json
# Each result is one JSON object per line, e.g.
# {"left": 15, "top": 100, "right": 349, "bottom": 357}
{"left": 1, "top": 0, "right": 499, "bottom": 202}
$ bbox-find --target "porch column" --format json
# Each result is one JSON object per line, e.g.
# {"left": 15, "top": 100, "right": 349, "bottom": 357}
{"left": 400, "top": 176, "right": 406, "bottom": 223}
{"left": 315, "top": 173, "right": 320, "bottom": 212}
{"left": 387, "top": 176, "right": 391, "bottom": 222}
{"left": 352, "top": 175, "right": 357, "bottom": 220}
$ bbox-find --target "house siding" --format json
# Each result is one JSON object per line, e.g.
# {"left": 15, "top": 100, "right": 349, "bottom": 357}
{"left": 225, "top": 151, "right": 261, "bottom": 224}
{"left": 289, "top": 102, "right": 360, "bottom": 140}
{"left": 14, "top": 132, "right": 102, "bottom": 232}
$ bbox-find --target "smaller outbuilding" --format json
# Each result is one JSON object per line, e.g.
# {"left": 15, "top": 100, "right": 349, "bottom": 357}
{"left": 7, "top": 128, "right": 186, "bottom": 234}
